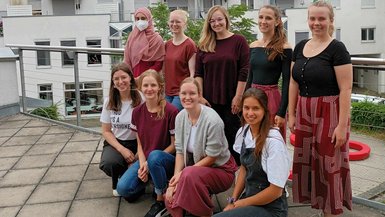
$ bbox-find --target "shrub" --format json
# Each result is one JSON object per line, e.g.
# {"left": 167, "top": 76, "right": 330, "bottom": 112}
{"left": 351, "top": 101, "right": 385, "bottom": 131}
{"left": 30, "top": 103, "right": 61, "bottom": 121}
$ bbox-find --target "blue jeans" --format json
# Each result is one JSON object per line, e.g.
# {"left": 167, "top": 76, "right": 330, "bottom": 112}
{"left": 116, "top": 150, "right": 175, "bottom": 198}
{"left": 165, "top": 95, "right": 183, "bottom": 111}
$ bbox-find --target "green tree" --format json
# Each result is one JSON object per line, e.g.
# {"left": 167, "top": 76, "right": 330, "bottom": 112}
{"left": 150, "top": 3, "right": 256, "bottom": 44}
{"left": 149, "top": 2, "right": 171, "bottom": 41}
{"left": 228, "top": 4, "right": 257, "bottom": 43}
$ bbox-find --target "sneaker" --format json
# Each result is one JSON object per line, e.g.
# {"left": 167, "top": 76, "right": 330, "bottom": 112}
{"left": 112, "top": 189, "right": 120, "bottom": 197}
{"left": 144, "top": 201, "right": 168, "bottom": 217}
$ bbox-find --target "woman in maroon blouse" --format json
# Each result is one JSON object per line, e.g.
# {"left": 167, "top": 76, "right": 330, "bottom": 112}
{"left": 195, "top": 5, "right": 250, "bottom": 164}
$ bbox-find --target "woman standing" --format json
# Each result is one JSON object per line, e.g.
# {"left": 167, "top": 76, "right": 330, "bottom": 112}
{"left": 164, "top": 9, "right": 197, "bottom": 111}
{"left": 195, "top": 5, "right": 250, "bottom": 164}
{"left": 288, "top": 1, "right": 353, "bottom": 216}
{"left": 124, "top": 7, "right": 165, "bottom": 78}
{"left": 117, "top": 70, "right": 178, "bottom": 217}
{"left": 165, "top": 77, "right": 237, "bottom": 217}
{"left": 99, "top": 63, "right": 143, "bottom": 197}
{"left": 248, "top": 5, "right": 292, "bottom": 139}
{"left": 214, "top": 88, "right": 290, "bottom": 217}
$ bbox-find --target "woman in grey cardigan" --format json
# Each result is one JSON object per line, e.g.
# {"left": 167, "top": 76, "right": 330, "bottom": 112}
{"left": 164, "top": 77, "right": 238, "bottom": 217}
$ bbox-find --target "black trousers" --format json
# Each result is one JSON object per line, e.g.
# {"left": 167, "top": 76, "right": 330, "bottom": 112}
{"left": 99, "top": 139, "right": 137, "bottom": 189}
{"left": 211, "top": 103, "right": 241, "bottom": 165}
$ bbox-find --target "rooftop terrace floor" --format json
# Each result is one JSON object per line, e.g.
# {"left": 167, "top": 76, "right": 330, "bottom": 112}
{"left": 0, "top": 114, "right": 384, "bottom": 217}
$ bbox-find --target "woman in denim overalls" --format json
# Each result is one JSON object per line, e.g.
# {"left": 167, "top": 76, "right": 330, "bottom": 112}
{"left": 214, "top": 88, "right": 291, "bottom": 217}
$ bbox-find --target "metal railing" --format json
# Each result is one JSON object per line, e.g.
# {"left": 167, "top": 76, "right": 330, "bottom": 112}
{"left": 5, "top": 44, "right": 385, "bottom": 131}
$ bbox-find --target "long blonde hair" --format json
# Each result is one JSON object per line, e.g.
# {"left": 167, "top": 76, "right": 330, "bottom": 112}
{"left": 309, "top": 0, "right": 334, "bottom": 36}
{"left": 198, "top": 5, "right": 230, "bottom": 53}
{"left": 139, "top": 70, "right": 167, "bottom": 119}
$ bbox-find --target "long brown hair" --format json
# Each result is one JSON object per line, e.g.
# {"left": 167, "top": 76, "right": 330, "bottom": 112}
{"left": 240, "top": 88, "right": 270, "bottom": 157}
{"left": 260, "top": 5, "right": 287, "bottom": 61}
{"left": 198, "top": 5, "right": 231, "bottom": 53}
{"left": 139, "top": 69, "right": 167, "bottom": 119}
{"left": 309, "top": 1, "right": 334, "bottom": 36}
{"left": 108, "top": 62, "right": 142, "bottom": 111}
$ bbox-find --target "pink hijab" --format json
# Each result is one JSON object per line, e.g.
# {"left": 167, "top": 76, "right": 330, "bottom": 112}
{"left": 124, "top": 7, "right": 165, "bottom": 70}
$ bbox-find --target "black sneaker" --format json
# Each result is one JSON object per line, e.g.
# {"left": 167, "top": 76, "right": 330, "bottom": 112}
{"left": 144, "top": 201, "right": 168, "bottom": 217}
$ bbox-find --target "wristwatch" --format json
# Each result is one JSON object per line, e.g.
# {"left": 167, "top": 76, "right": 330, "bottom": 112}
{"left": 227, "top": 197, "right": 237, "bottom": 204}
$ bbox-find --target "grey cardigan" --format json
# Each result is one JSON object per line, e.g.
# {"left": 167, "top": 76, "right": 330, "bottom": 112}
{"left": 175, "top": 105, "right": 231, "bottom": 167}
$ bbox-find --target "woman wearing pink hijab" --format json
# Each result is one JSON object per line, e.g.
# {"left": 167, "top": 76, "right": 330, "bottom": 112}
{"left": 124, "top": 7, "right": 165, "bottom": 78}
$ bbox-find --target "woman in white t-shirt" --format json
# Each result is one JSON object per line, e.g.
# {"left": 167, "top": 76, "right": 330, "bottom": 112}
{"left": 214, "top": 88, "right": 290, "bottom": 217}
{"left": 99, "top": 62, "right": 143, "bottom": 197}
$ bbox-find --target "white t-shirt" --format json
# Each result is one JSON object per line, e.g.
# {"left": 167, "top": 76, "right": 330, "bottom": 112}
{"left": 233, "top": 126, "right": 291, "bottom": 188}
{"left": 186, "top": 125, "right": 198, "bottom": 153}
{"left": 100, "top": 97, "right": 137, "bottom": 140}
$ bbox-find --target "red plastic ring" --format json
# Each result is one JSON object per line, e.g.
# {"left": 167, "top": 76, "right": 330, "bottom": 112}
{"left": 289, "top": 134, "right": 371, "bottom": 161}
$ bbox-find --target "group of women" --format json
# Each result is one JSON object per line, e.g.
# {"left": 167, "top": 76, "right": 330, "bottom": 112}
{"left": 99, "top": 1, "right": 353, "bottom": 217}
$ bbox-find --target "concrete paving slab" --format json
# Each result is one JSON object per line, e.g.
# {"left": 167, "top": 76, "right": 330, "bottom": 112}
{"left": 351, "top": 176, "right": 381, "bottom": 193}
{"left": 36, "top": 133, "right": 73, "bottom": 144}
{"left": 0, "top": 206, "right": 20, "bottom": 217}
{"left": 41, "top": 165, "right": 88, "bottom": 183}
{"left": 118, "top": 194, "right": 154, "bottom": 217}
{"left": 0, "top": 157, "right": 19, "bottom": 170}
{"left": 26, "top": 182, "right": 79, "bottom": 204}
{"left": 45, "top": 126, "right": 76, "bottom": 134}
{"left": 53, "top": 152, "right": 94, "bottom": 166}
{"left": 0, "top": 137, "right": 10, "bottom": 146}
{"left": 0, "top": 168, "right": 46, "bottom": 187}
{"left": 83, "top": 164, "right": 109, "bottom": 181}
{"left": 0, "top": 171, "right": 6, "bottom": 178}
{"left": 0, "top": 185, "right": 35, "bottom": 206}
{"left": 0, "top": 128, "right": 19, "bottom": 137}
{"left": 97, "top": 140, "right": 104, "bottom": 151}
{"left": 353, "top": 153, "right": 385, "bottom": 171}
{"left": 14, "top": 127, "right": 49, "bottom": 137}
{"left": 350, "top": 163, "right": 385, "bottom": 183}
{"left": 75, "top": 179, "right": 112, "bottom": 199}
{"left": 14, "top": 154, "right": 57, "bottom": 169}
{"left": 91, "top": 151, "right": 101, "bottom": 164}
{"left": 24, "top": 119, "right": 52, "bottom": 127}
{"left": 2, "top": 114, "right": 32, "bottom": 121}
{"left": 68, "top": 198, "right": 119, "bottom": 217}
{"left": 351, "top": 133, "right": 385, "bottom": 156}
{"left": 25, "top": 143, "right": 66, "bottom": 156}
{"left": 2, "top": 135, "right": 40, "bottom": 146}
{"left": 0, "top": 120, "right": 29, "bottom": 129}
{"left": 17, "top": 201, "right": 71, "bottom": 217}
{"left": 0, "top": 146, "right": 30, "bottom": 158}
{"left": 70, "top": 131, "right": 101, "bottom": 142}
{"left": 62, "top": 141, "right": 98, "bottom": 153}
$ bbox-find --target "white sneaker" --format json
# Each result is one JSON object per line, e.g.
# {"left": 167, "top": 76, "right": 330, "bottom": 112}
{"left": 112, "top": 189, "right": 120, "bottom": 197}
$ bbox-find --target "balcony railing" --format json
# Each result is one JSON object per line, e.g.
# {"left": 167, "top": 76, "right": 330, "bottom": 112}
{"left": 4, "top": 44, "right": 385, "bottom": 132}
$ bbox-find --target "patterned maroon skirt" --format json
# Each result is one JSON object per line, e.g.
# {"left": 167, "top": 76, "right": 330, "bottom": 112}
{"left": 251, "top": 84, "right": 286, "bottom": 139}
{"left": 292, "top": 95, "right": 352, "bottom": 215}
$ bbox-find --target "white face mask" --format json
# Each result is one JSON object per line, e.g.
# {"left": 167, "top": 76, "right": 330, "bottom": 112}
{"left": 136, "top": 20, "right": 149, "bottom": 31}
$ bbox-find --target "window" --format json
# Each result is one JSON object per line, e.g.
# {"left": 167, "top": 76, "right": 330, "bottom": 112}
{"left": 241, "top": 0, "right": 254, "bottom": 9}
{"left": 64, "top": 82, "right": 103, "bottom": 115}
{"left": 361, "top": 28, "right": 375, "bottom": 42}
{"left": 361, "top": 0, "right": 375, "bottom": 8}
{"left": 61, "top": 40, "right": 76, "bottom": 66}
{"left": 295, "top": 32, "right": 309, "bottom": 45}
{"left": 38, "top": 84, "right": 53, "bottom": 101}
{"left": 86, "top": 39, "right": 102, "bottom": 64}
{"left": 335, "top": 28, "right": 341, "bottom": 41}
{"left": 35, "top": 41, "right": 51, "bottom": 66}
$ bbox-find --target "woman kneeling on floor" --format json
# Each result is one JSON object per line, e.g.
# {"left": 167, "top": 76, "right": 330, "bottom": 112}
{"left": 165, "top": 77, "right": 238, "bottom": 217}
{"left": 214, "top": 88, "right": 290, "bottom": 217}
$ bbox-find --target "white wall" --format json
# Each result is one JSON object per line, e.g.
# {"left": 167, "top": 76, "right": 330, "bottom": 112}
{"left": 3, "top": 14, "right": 112, "bottom": 116}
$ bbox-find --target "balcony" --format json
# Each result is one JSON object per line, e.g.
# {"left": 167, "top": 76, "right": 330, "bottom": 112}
{"left": 0, "top": 44, "right": 385, "bottom": 216}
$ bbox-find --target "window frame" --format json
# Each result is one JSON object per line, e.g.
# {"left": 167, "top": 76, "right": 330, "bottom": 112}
{"left": 38, "top": 84, "right": 53, "bottom": 101}
{"left": 60, "top": 40, "right": 76, "bottom": 66}
{"left": 86, "top": 39, "right": 102, "bottom": 65}
{"left": 361, "top": 27, "right": 375, "bottom": 42}
{"left": 35, "top": 40, "right": 51, "bottom": 67}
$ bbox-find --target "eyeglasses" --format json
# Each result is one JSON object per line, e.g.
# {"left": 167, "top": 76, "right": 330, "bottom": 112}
{"left": 209, "top": 17, "right": 225, "bottom": 24}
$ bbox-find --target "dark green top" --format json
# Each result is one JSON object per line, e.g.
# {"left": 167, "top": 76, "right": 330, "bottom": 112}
{"left": 247, "top": 48, "right": 292, "bottom": 118}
